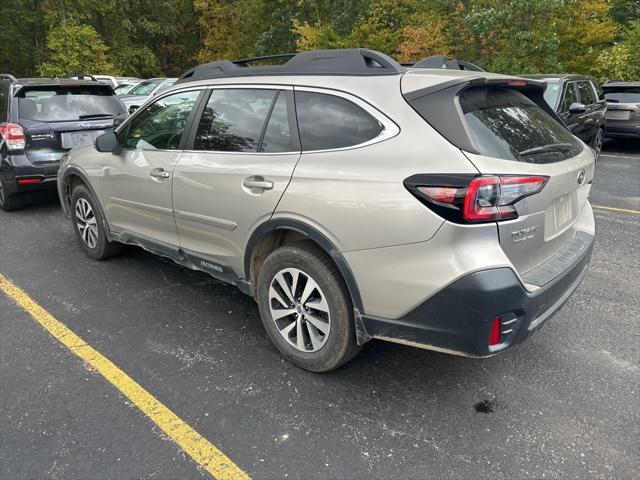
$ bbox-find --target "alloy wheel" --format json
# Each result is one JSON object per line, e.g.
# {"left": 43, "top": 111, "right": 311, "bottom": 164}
{"left": 268, "top": 267, "right": 331, "bottom": 352}
{"left": 75, "top": 197, "right": 98, "bottom": 248}
{"left": 593, "top": 129, "right": 603, "bottom": 159}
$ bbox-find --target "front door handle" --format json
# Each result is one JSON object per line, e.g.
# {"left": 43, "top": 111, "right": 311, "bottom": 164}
{"left": 243, "top": 178, "right": 273, "bottom": 190}
{"left": 150, "top": 168, "right": 170, "bottom": 179}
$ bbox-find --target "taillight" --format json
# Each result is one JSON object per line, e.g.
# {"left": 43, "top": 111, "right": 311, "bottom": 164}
{"left": 0, "top": 122, "right": 26, "bottom": 150}
{"left": 405, "top": 174, "right": 549, "bottom": 224}
{"left": 489, "top": 317, "right": 502, "bottom": 346}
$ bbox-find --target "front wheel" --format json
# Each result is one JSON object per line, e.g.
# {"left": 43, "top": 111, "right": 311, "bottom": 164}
{"left": 592, "top": 127, "right": 604, "bottom": 160}
{"left": 70, "top": 185, "right": 122, "bottom": 260}
{"left": 256, "top": 243, "right": 361, "bottom": 372}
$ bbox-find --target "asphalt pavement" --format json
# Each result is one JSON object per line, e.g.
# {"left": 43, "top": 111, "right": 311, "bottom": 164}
{"left": 1, "top": 138, "right": 638, "bottom": 479}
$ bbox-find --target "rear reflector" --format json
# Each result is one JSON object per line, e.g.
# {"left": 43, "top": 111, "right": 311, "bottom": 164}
{"left": 17, "top": 177, "right": 43, "bottom": 185}
{"left": 0, "top": 122, "right": 26, "bottom": 150}
{"left": 406, "top": 174, "right": 549, "bottom": 224}
{"left": 489, "top": 317, "right": 502, "bottom": 346}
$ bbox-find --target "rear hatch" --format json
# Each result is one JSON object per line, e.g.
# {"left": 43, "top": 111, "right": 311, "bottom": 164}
{"left": 16, "top": 84, "right": 127, "bottom": 164}
{"left": 603, "top": 84, "right": 640, "bottom": 125}
{"left": 402, "top": 72, "right": 595, "bottom": 281}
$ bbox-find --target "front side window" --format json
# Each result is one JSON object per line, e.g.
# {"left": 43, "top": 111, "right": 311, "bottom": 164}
{"left": 577, "top": 81, "right": 595, "bottom": 105}
{"left": 460, "top": 87, "right": 582, "bottom": 163}
{"left": 295, "top": 91, "right": 383, "bottom": 151}
{"left": 193, "top": 89, "right": 276, "bottom": 152}
{"left": 559, "top": 82, "right": 578, "bottom": 113}
{"left": 123, "top": 90, "right": 200, "bottom": 150}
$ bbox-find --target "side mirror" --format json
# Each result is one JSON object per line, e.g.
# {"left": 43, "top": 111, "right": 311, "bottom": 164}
{"left": 95, "top": 132, "right": 121, "bottom": 154}
{"left": 569, "top": 102, "right": 586, "bottom": 114}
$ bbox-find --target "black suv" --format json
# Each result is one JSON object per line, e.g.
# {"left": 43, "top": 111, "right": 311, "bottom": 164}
{"left": 0, "top": 75, "right": 127, "bottom": 211}
{"left": 522, "top": 75, "right": 607, "bottom": 158}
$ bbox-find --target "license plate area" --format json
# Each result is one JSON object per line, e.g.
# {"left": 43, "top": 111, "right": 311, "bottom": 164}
{"left": 607, "top": 110, "right": 631, "bottom": 120}
{"left": 61, "top": 130, "right": 105, "bottom": 149}
{"left": 545, "top": 191, "right": 578, "bottom": 238}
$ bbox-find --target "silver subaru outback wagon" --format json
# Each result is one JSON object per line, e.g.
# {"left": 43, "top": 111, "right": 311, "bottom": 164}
{"left": 57, "top": 49, "right": 595, "bottom": 372}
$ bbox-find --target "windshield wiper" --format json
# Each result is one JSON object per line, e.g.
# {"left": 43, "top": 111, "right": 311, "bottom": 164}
{"left": 519, "top": 143, "right": 574, "bottom": 156}
{"left": 78, "top": 114, "right": 114, "bottom": 120}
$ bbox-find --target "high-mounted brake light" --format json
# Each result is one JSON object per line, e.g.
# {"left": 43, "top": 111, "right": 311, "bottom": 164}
{"left": 0, "top": 122, "right": 26, "bottom": 150}
{"left": 508, "top": 80, "right": 527, "bottom": 87}
{"left": 405, "top": 174, "right": 549, "bottom": 224}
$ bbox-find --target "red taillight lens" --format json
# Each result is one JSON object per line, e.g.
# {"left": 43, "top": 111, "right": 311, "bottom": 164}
{"left": 489, "top": 317, "right": 502, "bottom": 346}
{"left": 0, "top": 122, "right": 26, "bottom": 150}
{"left": 17, "top": 177, "right": 43, "bottom": 185}
{"left": 407, "top": 174, "right": 549, "bottom": 223}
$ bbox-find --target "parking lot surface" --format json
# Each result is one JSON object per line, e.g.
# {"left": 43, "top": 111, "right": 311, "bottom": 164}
{"left": 1, "top": 139, "right": 639, "bottom": 479}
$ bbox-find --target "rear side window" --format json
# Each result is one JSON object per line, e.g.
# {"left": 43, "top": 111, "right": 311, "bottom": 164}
{"left": 259, "top": 92, "right": 294, "bottom": 153}
{"left": 603, "top": 86, "right": 640, "bottom": 103}
{"left": 460, "top": 87, "right": 582, "bottom": 163}
{"left": 193, "top": 89, "right": 276, "bottom": 152}
{"left": 295, "top": 91, "right": 382, "bottom": 151}
{"left": 17, "top": 85, "right": 126, "bottom": 122}
{"left": 559, "top": 82, "right": 578, "bottom": 113}
{"left": 577, "top": 81, "right": 596, "bottom": 105}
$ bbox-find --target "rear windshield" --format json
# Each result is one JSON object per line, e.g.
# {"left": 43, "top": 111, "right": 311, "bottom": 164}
{"left": 128, "top": 80, "right": 163, "bottom": 95}
{"left": 603, "top": 86, "right": 640, "bottom": 103}
{"left": 460, "top": 87, "right": 583, "bottom": 163}
{"left": 17, "top": 86, "right": 126, "bottom": 122}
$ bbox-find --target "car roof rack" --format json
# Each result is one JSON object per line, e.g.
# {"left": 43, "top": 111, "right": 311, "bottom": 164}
{"left": 0, "top": 73, "right": 18, "bottom": 83}
{"left": 176, "top": 49, "right": 405, "bottom": 84}
{"left": 64, "top": 74, "right": 98, "bottom": 81}
{"left": 407, "top": 55, "right": 485, "bottom": 72}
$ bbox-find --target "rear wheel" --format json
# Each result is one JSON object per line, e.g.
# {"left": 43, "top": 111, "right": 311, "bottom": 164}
{"left": 0, "top": 177, "right": 26, "bottom": 211}
{"left": 256, "top": 243, "right": 360, "bottom": 372}
{"left": 70, "top": 185, "right": 122, "bottom": 260}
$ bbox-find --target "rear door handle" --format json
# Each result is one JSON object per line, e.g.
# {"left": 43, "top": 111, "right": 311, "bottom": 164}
{"left": 150, "top": 168, "right": 170, "bottom": 179}
{"left": 243, "top": 178, "right": 273, "bottom": 190}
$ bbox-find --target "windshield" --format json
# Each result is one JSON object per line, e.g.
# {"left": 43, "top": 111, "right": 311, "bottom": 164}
{"left": 460, "top": 87, "right": 583, "bottom": 163}
{"left": 542, "top": 80, "right": 561, "bottom": 108}
{"left": 17, "top": 86, "right": 126, "bottom": 122}
{"left": 127, "top": 80, "right": 163, "bottom": 95}
{"left": 603, "top": 87, "right": 640, "bottom": 103}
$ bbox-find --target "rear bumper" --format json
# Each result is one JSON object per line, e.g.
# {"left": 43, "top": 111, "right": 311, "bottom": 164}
{"left": 605, "top": 124, "right": 640, "bottom": 138}
{"left": 359, "top": 232, "right": 594, "bottom": 357}
{"left": 0, "top": 154, "right": 59, "bottom": 195}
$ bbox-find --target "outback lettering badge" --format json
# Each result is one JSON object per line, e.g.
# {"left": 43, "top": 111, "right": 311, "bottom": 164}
{"left": 511, "top": 224, "right": 541, "bottom": 244}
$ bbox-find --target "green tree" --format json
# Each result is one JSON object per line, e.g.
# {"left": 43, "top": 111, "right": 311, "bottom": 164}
{"left": 40, "top": 22, "right": 118, "bottom": 76}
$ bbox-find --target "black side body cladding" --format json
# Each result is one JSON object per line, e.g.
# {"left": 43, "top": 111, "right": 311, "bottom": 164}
{"left": 244, "top": 219, "right": 364, "bottom": 312}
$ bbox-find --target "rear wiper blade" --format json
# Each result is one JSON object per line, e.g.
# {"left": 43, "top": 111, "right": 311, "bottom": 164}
{"left": 78, "top": 114, "right": 114, "bottom": 120}
{"left": 519, "top": 143, "right": 574, "bottom": 156}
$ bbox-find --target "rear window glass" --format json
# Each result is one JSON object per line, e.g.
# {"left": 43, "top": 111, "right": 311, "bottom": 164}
{"left": 295, "top": 91, "right": 383, "bottom": 151}
{"left": 603, "top": 87, "right": 640, "bottom": 103}
{"left": 542, "top": 80, "right": 561, "bottom": 108}
{"left": 17, "top": 86, "right": 125, "bottom": 122}
{"left": 460, "top": 87, "right": 583, "bottom": 163}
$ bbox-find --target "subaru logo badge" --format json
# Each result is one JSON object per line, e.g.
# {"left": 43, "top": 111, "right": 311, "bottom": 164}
{"left": 577, "top": 169, "right": 586, "bottom": 186}
{"left": 78, "top": 122, "right": 90, "bottom": 129}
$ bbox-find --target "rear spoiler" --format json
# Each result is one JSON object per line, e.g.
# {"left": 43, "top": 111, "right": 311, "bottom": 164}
{"left": 403, "top": 76, "right": 564, "bottom": 155}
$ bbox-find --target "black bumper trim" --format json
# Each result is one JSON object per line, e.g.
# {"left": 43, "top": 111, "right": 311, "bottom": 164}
{"left": 360, "top": 233, "right": 594, "bottom": 357}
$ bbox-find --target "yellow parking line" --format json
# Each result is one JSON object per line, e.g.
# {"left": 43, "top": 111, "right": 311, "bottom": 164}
{"left": 592, "top": 205, "right": 640, "bottom": 214}
{"left": 0, "top": 273, "right": 250, "bottom": 480}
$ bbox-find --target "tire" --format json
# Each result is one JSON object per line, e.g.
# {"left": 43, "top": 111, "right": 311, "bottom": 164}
{"left": 70, "top": 184, "right": 122, "bottom": 260}
{"left": 256, "top": 242, "right": 361, "bottom": 372}
{"left": 592, "top": 127, "right": 604, "bottom": 161}
{"left": 0, "top": 177, "right": 26, "bottom": 211}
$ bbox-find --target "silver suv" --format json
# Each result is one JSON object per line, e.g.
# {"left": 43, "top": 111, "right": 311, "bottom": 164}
{"left": 57, "top": 49, "right": 595, "bottom": 372}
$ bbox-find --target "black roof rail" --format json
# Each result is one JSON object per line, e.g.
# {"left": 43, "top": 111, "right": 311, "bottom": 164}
{"left": 410, "top": 55, "right": 485, "bottom": 72}
{"left": 0, "top": 74, "right": 18, "bottom": 83}
{"left": 176, "top": 48, "right": 405, "bottom": 84}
